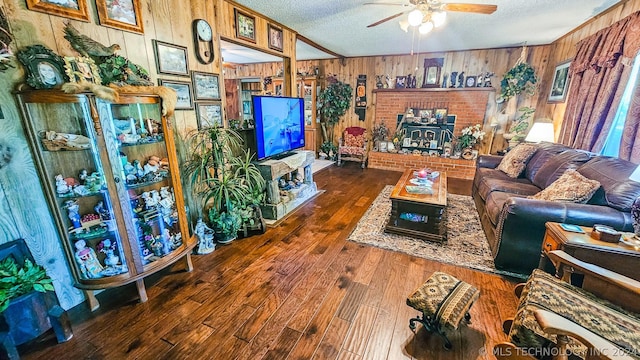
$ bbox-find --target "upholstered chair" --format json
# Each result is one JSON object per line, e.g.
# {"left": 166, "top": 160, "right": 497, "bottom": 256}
{"left": 337, "top": 126, "right": 368, "bottom": 168}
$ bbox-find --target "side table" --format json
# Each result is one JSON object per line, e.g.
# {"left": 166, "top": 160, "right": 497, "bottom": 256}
{"left": 539, "top": 222, "right": 640, "bottom": 281}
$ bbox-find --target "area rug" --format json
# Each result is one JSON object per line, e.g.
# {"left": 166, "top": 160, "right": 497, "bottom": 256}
{"left": 348, "top": 185, "right": 526, "bottom": 279}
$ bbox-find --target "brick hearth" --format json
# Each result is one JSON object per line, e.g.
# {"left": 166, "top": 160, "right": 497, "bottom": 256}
{"left": 368, "top": 152, "right": 476, "bottom": 180}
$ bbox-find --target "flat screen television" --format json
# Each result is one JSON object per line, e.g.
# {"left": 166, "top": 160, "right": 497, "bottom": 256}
{"left": 253, "top": 95, "right": 305, "bottom": 160}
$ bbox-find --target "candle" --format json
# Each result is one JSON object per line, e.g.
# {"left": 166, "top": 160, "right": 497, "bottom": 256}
{"left": 129, "top": 117, "right": 137, "bottom": 135}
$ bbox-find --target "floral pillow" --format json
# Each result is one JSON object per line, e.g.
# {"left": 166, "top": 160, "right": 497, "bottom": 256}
{"left": 497, "top": 144, "right": 538, "bottom": 178}
{"left": 529, "top": 169, "right": 601, "bottom": 203}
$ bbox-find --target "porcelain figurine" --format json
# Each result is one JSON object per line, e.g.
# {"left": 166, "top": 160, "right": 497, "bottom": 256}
{"left": 450, "top": 72, "right": 458, "bottom": 88}
{"left": 84, "top": 172, "right": 104, "bottom": 193}
{"left": 376, "top": 75, "right": 383, "bottom": 89}
{"left": 483, "top": 71, "right": 494, "bottom": 87}
{"left": 133, "top": 160, "right": 144, "bottom": 178}
{"left": 65, "top": 200, "right": 81, "bottom": 228}
{"left": 55, "top": 174, "right": 72, "bottom": 195}
{"left": 194, "top": 218, "right": 215, "bottom": 254}
{"left": 74, "top": 240, "right": 104, "bottom": 278}
{"left": 99, "top": 239, "right": 120, "bottom": 270}
{"left": 457, "top": 72, "right": 465, "bottom": 88}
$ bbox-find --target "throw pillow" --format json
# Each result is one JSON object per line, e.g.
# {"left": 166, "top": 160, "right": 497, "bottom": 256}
{"left": 529, "top": 169, "right": 601, "bottom": 203}
{"left": 497, "top": 144, "right": 538, "bottom": 178}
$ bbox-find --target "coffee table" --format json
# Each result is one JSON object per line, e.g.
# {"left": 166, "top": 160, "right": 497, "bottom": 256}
{"left": 385, "top": 169, "right": 447, "bottom": 242}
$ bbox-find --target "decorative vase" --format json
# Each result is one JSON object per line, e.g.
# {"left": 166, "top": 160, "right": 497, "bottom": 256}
{"left": 632, "top": 196, "right": 640, "bottom": 237}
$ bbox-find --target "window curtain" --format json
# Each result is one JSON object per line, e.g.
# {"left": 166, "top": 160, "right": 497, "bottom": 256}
{"left": 559, "top": 11, "right": 640, "bottom": 157}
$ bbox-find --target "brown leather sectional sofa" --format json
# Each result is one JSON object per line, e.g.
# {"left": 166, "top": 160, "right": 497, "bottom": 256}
{"left": 472, "top": 142, "right": 640, "bottom": 275}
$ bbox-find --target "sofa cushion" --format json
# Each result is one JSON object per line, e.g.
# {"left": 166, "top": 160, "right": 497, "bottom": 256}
{"left": 497, "top": 144, "right": 538, "bottom": 178}
{"left": 524, "top": 142, "right": 573, "bottom": 183}
{"left": 477, "top": 178, "right": 541, "bottom": 202}
{"left": 577, "top": 156, "right": 640, "bottom": 212}
{"left": 485, "top": 191, "right": 525, "bottom": 226}
{"left": 474, "top": 168, "right": 533, "bottom": 200}
{"left": 531, "top": 149, "right": 594, "bottom": 189}
{"left": 529, "top": 169, "right": 601, "bottom": 203}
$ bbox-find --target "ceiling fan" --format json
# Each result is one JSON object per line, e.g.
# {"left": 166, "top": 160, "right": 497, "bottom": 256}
{"left": 365, "top": 0, "right": 497, "bottom": 31}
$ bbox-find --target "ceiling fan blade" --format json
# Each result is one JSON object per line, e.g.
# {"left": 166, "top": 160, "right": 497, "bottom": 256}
{"left": 363, "top": 2, "right": 410, "bottom": 6}
{"left": 442, "top": 3, "right": 497, "bottom": 14}
{"left": 367, "top": 11, "right": 408, "bottom": 28}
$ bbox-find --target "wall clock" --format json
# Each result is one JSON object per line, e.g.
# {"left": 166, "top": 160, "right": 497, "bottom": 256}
{"left": 193, "top": 19, "right": 214, "bottom": 64}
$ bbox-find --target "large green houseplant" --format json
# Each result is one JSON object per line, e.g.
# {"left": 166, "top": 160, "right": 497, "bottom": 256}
{"left": 183, "top": 126, "right": 265, "bottom": 243}
{"left": 318, "top": 76, "right": 352, "bottom": 159}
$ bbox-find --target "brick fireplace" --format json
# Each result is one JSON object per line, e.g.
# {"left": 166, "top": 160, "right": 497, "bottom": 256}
{"left": 369, "top": 88, "right": 494, "bottom": 180}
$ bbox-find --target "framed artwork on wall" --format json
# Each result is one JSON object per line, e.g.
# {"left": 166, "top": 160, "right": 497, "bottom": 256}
{"left": 434, "top": 108, "right": 448, "bottom": 123}
{"left": 548, "top": 60, "right": 571, "bottom": 103}
{"left": 153, "top": 40, "right": 189, "bottom": 76}
{"left": 96, "top": 0, "right": 144, "bottom": 34}
{"left": 63, "top": 56, "right": 101, "bottom": 85}
{"left": 235, "top": 9, "right": 256, "bottom": 43}
{"left": 196, "top": 102, "right": 222, "bottom": 129}
{"left": 25, "top": 0, "right": 90, "bottom": 22}
{"left": 191, "top": 71, "right": 220, "bottom": 100}
{"left": 16, "top": 45, "right": 67, "bottom": 89}
{"left": 158, "top": 79, "right": 193, "bottom": 110}
{"left": 268, "top": 24, "right": 283, "bottom": 52}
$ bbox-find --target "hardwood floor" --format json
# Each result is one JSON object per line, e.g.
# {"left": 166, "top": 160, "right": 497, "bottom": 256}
{"left": 21, "top": 165, "right": 518, "bottom": 360}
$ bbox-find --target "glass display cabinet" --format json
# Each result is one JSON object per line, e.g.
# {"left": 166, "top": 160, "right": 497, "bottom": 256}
{"left": 15, "top": 90, "right": 195, "bottom": 310}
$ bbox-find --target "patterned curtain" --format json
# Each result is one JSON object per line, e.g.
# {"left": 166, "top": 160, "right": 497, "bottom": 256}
{"left": 559, "top": 11, "right": 640, "bottom": 156}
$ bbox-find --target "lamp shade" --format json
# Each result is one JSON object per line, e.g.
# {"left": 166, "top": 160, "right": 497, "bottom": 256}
{"left": 524, "top": 120, "right": 554, "bottom": 143}
{"left": 408, "top": 9, "right": 424, "bottom": 26}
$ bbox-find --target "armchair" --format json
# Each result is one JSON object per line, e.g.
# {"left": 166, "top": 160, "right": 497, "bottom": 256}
{"left": 337, "top": 126, "right": 368, "bottom": 168}
{"left": 495, "top": 250, "right": 640, "bottom": 360}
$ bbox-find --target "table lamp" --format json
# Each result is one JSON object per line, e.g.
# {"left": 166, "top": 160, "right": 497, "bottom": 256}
{"left": 630, "top": 165, "right": 640, "bottom": 236}
{"left": 524, "top": 118, "right": 555, "bottom": 143}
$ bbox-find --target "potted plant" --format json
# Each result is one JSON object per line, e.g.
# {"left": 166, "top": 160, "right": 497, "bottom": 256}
{"left": 183, "top": 126, "right": 265, "bottom": 244}
{"left": 498, "top": 62, "right": 537, "bottom": 104}
{"left": 0, "top": 257, "right": 55, "bottom": 313}
{"left": 318, "top": 76, "right": 353, "bottom": 160}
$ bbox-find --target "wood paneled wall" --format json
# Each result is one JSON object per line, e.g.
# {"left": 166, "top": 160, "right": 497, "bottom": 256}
{"left": 232, "top": 46, "right": 552, "bottom": 151}
{"left": 535, "top": 0, "right": 640, "bottom": 138}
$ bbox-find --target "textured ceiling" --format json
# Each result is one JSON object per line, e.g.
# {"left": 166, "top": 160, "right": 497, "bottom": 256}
{"left": 232, "top": 0, "right": 622, "bottom": 60}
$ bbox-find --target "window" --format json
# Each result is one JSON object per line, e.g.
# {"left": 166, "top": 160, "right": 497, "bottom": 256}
{"left": 600, "top": 52, "right": 640, "bottom": 157}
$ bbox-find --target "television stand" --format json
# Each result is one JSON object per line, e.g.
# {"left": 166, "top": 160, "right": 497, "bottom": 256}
{"left": 256, "top": 150, "right": 318, "bottom": 220}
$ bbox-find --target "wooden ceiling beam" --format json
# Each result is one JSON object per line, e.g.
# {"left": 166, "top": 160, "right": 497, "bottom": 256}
{"left": 296, "top": 34, "right": 344, "bottom": 60}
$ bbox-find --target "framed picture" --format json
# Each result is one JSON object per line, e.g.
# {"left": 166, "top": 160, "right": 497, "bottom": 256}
{"left": 395, "top": 76, "right": 406, "bottom": 89}
{"left": 419, "top": 109, "right": 433, "bottom": 120}
{"left": 16, "top": 45, "right": 67, "bottom": 89}
{"left": 548, "top": 60, "right": 571, "bottom": 103}
{"left": 153, "top": 40, "right": 189, "bottom": 76}
{"left": 235, "top": 9, "right": 256, "bottom": 43}
{"left": 25, "top": 0, "right": 90, "bottom": 22}
{"left": 191, "top": 71, "right": 220, "bottom": 100}
{"left": 63, "top": 56, "right": 101, "bottom": 84}
{"left": 196, "top": 102, "right": 222, "bottom": 129}
{"left": 96, "top": 0, "right": 143, "bottom": 34}
{"left": 465, "top": 75, "right": 477, "bottom": 88}
{"left": 242, "top": 101, "right": 252, "bottom": 114}
{"left": 434, "top": 108, "right": 448, "bottom": 123}
{"left": 158, "top": 79, "right": 193, "bottom": 110}
{"left": 268, "top": 24, "right": 283, "bottom": 52}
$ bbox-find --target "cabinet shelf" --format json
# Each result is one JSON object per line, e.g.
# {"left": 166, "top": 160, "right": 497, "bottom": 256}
{"left": 16, "top": 89, "right": 195, "bottom": 311}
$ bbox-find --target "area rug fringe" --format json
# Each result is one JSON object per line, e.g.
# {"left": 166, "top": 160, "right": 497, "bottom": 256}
{"left": 347, "top": 185, "right": 526, "bottom": 279}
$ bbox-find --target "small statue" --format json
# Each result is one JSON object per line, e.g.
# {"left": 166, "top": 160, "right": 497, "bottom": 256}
{"left": 385, "top": 75, "right": 394, "bottom": 89}
{"left": 406, "top": 74, "right": 414, "bottom": 88}
{"left": 78, "top": 169, "right": 88, "bottom": 183}
{"left": 94, "top": 201, "right": 111, "bottom": 220}
{"left": 133, "top": 159, "right": 144, "bottom": 178}
{"left": 195, "top": 218, "right": 215, "bottom": 254}
{"left": 442, "top": 73, "right": 448, "bottom": 88}
{"left": 65, "top": 200, "right": 81, "bottom": 229}
{"left": 74, "top": 240, "right": 104, "bottom": 279}
{"left": 477, "top": 73, "right": 484, "bottom": 87}
{"left": 450, "top": 72, "right": 458, "bottom": 88}
{"left": 56, "top": 174, "right": 72, "bottom": 195}
{"left": 483, "top": 71, "right": 494, "bottom": 87}
{"left": 457, "top": 72, "right": 465, "bottom": 88}
{"left": 375, "top": 75, "right": 383, "bottom": 89}
{"left": 98, "top": 239, "right": 120, "bottom": 269}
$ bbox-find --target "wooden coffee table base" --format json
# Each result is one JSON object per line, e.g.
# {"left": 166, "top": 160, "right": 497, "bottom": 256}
{"left": 384, "top": 169, "right": 448, "bottom": 243}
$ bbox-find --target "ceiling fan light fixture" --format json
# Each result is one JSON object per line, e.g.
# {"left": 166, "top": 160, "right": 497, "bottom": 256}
{"left": 399, "top": 19, "right": 410, "bottom": 32}
{"left": 419, "top": 21, "right": 434, "bottom": 34}
{"left": 432, "top": 10, "right": 446, "bottom": 27}
{"left": 407, "top": 9, "right": 424, "bottom": 26}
